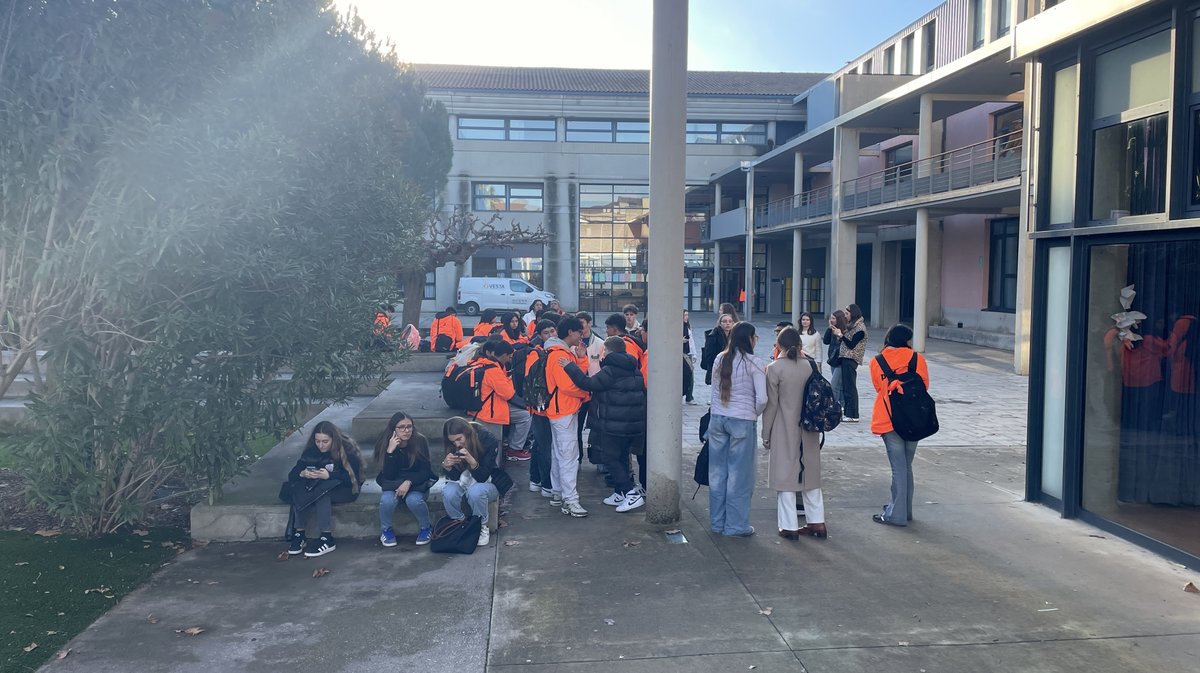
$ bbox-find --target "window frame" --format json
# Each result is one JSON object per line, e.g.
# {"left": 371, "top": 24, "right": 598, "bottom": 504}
{"left": 566, "top": 119, "right": 649, "bottom": 143}
{"left": 922, "top": 20, "right": 937, "bottom": 73}
{"left": 971, "top": 0, "right": 986, "bottom": 49}
{"left": 884, "top": 142, "right": 914, "bottom": 185}
{"left": 987, "top": 218, "right": 1019, "bottom": 313}
{"left": 456, "top": 117, "right": 556, "bottom": 141}
{"left": 902, "top": 34, "right": 915, "bottom": 75}
{"left": 883, "top": 45, "right": 895, "bottom": 74}
{"left": 996, "top": 0, "right": 1012, "bottom": 39}
{"left": 471, "top": 182, "right": 545, "bottom": 212}
{"left": 685, "top": 122, "right": 767, "bottom": 145}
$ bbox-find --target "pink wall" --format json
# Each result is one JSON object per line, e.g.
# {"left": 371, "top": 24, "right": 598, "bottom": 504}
{"left": 941, "top": 214, "right": 987, "bottom": 310}
{"left": 944, "top": 102, "right": 1017, "bottom": 152}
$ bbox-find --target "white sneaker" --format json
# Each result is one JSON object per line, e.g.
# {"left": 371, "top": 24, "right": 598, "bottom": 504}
{"left": 561, "top": 501, "right": 589, "bottom": 517}
{"left": 616, "top": 491, "right": 644, "bottom": 512}
{"left": 540, "top": 487, "right": 554, "bottom": 498}
{"left": 477, "top": 527, "right": 490, "bottom": 546}
{"left": 529, "top": 482, "right": 541, "bottom": 493}
{"left": 602, "top": 492, "right": 625, "bottom": 506}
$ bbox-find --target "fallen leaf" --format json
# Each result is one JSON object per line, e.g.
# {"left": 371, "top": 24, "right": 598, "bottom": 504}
{"left": 503, "top": 540, "right": 521, "bottom": 547}
{"left": 146, "top": 614, "right": 160, "bottom": 624}
{"left": 175, "top": 626, "right": 206, "bottom": 636}
{"left": 23, "top": 642, "right": 37, "bottom": 653}
{"left": 14, "top": 561, "right": 28, "bottom": 566}
{"left": 1184, "top": 582, "right": 1199, "bottom": 594}
{"left": 34, "top": 529, "right": 60, "bottom": 537}
{"left": 603, "top": 618, "right": 615, "bottom": 625}
{"left": 1088, "top": 534, "right": 1107, "bottom": 539}
{"left": 758, "top": 607, "right": 773, "bottom": 616}
{"left": 498, "top": 520, "right": 510, "bottom": 528}
{"left": 131, "top": 529, "right": 149, "bottom": 537}
{"left": 312, "top": 567, "right": 331, "bottom": 578}
{"left": 276, "top": 551, "right": 289, "bottom": 561}
{"left": 45, "top": 630, "right": 59, "bottom": 635}
{"left": 55, "top": 649, "right": 71, "bottom": 660}
{"left": 622, "top": 540, "right": 641, "bottom": 548}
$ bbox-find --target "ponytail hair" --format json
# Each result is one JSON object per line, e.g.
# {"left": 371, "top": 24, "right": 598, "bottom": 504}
{"left": 717, "top": 322, "right": 757, "bottom": 404}
{"left": 776, "top": 326, "right": 801, "bottom": 361}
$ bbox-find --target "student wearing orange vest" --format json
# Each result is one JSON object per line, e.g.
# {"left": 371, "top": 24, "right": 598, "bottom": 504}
{"left": 469, "top": 340, "right": 516, "bottom": 465}
{"left": 429, "top": 306, "right": 465, "bottom": 352}
{"left": 522, "top": 318, "right": 560, "bottom": 496}
{"left": 870, "top": 324, "right": 931, "bottom": 527}
{"left": 543, "top": 316, "right": 591, "bottom": 517}
{"left": 473, "top": 309, "right": 500, "bottom": 339}
{"left": 498, "top": 312, "right": 528, "bottom": 346}
{"left": 603, "top": 313, "right": 644, "bottom": 364}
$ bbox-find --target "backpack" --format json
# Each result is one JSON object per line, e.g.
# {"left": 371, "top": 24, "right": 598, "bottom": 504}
{"left": 799, "top": 357, "right": 842, "bottom": 437}
{"left": 441, "top": 360, "right": 497, "bottom": 412}
{"left": 874, "top": 352, "right": 939, "bottom": 442}
{"left": 522, "top": 348, "right": 555, "bottom": 413}
{"left": 434, "top": 333, "right": 454, "bottom": 352}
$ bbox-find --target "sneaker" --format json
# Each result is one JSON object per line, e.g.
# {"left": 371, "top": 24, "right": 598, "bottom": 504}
{"left": 549, "top": 493, "right": 564, "bottom": 507}
{"left": 843, "top": 416, "right": 859, "bottom": 423}
{"left": 602, "top": 491, "right": 625, "bottom": 506}
{"left": 540, "top": 487, "right": 554, "bottom": 498}
{"left": 477, "top": 527, "right": 490, "bottom": 546}
{"left": 616, "top": 491, "right": 644, "bottom": 512}
{"left": 380, "top": 527, "right": 397, "bottom": 547}
{"left": 685, "top": 397, "right": 697, "bottom": 405}
{"left": 729, "top": 526, "right": 756, "bottom": 538}
{"left": 529, "top": 481, "right": 542, "bottom": 493}
{"left": 415, "top": 526, "right": 432, "bottom": 545}
{"left": 288, "top": 531, "right": 306, "bottom": 555}
{"left": 304, "top": 533, "right": 336, "bottom": 557}
{"left": 507, "top": 448, "right": 532, "bottom": 461}
{"left": 561, "top": 501, "right": 589, "bottom": 517}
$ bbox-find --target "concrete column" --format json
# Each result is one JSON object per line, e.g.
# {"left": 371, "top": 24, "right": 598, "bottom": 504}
{"left": 743, "top": 165, "right": 756, "bottom": 322}
{"left": 1013, "top": 59, "right": 1038, "bottom": 375}
{"left": 870, "top": 240, "right": 884, "bottom": 327}
{"left": 914, "top": 207, "right": 930, "bottom": 352}
{"left": 830, "top": 126, "right": 860, "bottom": 310}
{"left": 714, "top": 182, "right": 723, "bottom": 216}
{"left": 791, "top": 229, "right": 803, "bottom": 325}
{"left": 645, "top": 0, "right": 687, "bottom": 525}
{"left": 917, "top": 94, "right": 934, "bottom": 178}
{"left": 793, "top": 152, "right": 805, "bottom": 195}
{"left": 713, "top": 240, "right": 721, "bottom": 313}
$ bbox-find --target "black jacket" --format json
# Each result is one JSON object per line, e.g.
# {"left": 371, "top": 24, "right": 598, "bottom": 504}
{"left": 443, "top": 423, "right": 502, "bottom": 484}
{"left": 287, "top": 444, "right": 363, "bottom": 503}
{"left": 562, "top": 352, "right": 646, "bottom": 437}
{"left": 376, "top": 433, "right": 436, "bottom": 492}
{"left": 701, "top": 328, "right": 728, "bottom": 385}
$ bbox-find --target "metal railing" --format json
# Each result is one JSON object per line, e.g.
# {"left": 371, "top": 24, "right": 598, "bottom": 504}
{"left": 841, "top": 129, "right": 1023, "bottom": 212}
{"left": 754, "top": 185, "right": 834, "bottom": 230}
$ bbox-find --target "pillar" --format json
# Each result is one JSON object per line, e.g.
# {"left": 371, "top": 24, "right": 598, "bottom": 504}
{"left": 917, "top": 94, "right": 934, "bottom": 177}
{"left": 791, "top": 229, "right": 803, "bottom": 325}
{"left": 712, "top": 240, "right": 721, "bottom": 314}
{"left": 645, "top": 0, "right": 687, "bottom": 525}
{"left": 830, "top": 126, "right": 860, "bottom": 310}
{"left": 914, "top": 207, "right": 930, "bottom": 352}
{"left": 1013, "top": 59, "right": 1037, "bottom": 375}
{"left": 743, "top": 164, "right": 756, "bottom": 322}
{"left": 793, "top": 151, "right": 805, "bottom": 195}
{"left": 714, "top": 182, "right": 723, "bottom": 216}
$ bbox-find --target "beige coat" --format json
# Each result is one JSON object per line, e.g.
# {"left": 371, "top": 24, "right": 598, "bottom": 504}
{"left": 762, "top": 356, "right": 822, "bottom": 491}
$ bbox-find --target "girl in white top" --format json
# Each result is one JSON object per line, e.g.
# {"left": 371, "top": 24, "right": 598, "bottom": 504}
{"left": 797, "top": 312, "right": 824, "bottom": 374}
{"left": 707, "top": 322, "right": 768, "bottom": 537}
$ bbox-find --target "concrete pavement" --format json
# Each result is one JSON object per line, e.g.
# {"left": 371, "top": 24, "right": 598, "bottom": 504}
{"left": 39, "top": 329, "right": 1200, "bottom": 673}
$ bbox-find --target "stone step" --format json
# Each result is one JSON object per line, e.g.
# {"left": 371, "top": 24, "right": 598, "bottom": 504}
{"left": 351, "top": 372, "right": 456, "bottom": 446}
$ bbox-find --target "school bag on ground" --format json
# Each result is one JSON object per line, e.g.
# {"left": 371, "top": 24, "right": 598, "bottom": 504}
{"left": 692, "top": 411, "right": 711, "bottom": 498}
{"left": 523, "top": 348, "right": 555, "bottom": 413}
{"left": 442, "top": 360, "right": 497, "bottom": 412}
{"left": 874, "top": 352, "right": 939, "bottom": 442}
{"left": 799, "top": 357, "right": 842, "bottom": 439}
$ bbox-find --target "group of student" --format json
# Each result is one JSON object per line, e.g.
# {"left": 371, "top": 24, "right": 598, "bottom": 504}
{"left": 701, "top": 302, "right": 932, "bottom": 540}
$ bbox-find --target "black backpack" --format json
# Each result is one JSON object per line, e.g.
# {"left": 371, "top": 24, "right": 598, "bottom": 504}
{"left": 441, "top": 360, "right": 497, "bottom": 412}
{"left": 874, "top": 352, "right": 939, "bottom": 441}
{"left": 800, "top": 357, "right": 841, "bottom": 437}
{"left": 522, "top": 348, "right": 555, "bottom": 413}
{"left": 434, "top": 333, "right": 454, "bottom": 353}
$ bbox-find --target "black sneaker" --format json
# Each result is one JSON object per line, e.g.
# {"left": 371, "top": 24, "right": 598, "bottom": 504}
{"left": 288, "top": 531, "right": 306, "bottom": 555}
{"left": 304, "top": 533, "right": 336, "bottom": 557}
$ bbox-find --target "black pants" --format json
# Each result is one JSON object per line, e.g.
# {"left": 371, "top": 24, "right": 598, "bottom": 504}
{"left": 683, "top": 356, "right": 694, "bottom": 401}
{"left": 602, "top": 433, "right": 638, "bottom": 494}
{"left": 530, "top": 415, "right": 554, "bottom": 490}
{"left": 839, "top": 359, "right": 860, "bottom": 418}
{"left": 577, "top": 407, "right": 590, "bottom": 461}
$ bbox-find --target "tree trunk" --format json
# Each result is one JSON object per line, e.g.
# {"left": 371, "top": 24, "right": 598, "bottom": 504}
{"left": 401, "top": 269, "right": 427, "bottom": 330}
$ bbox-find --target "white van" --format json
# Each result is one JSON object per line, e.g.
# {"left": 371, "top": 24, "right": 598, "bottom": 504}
{"left": 457, "top": 277, "right": 555, "bottom": 316}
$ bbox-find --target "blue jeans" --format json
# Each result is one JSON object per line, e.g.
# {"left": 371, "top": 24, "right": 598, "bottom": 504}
{"left": 882, "top": 431, "right": 918, "bottom": 525}
{"left": 442, "top": 481, "right": 499, "bottom": 526}
{"left": 379, "top": 489, "right": 431, "bottom": 530}
{"left": 707, "top": 414, "right": 758, "bottom": 536}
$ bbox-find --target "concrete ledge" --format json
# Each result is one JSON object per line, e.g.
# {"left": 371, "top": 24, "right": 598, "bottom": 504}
{"left": 351, "top": 373, "right": 453, "bottom": 445}
{"left": 191, "top": 479, "right": 499, "bottom": 541}
{"left": 929, "top": 325, "right": 1014, "bottom": 352}
{"left": 389, "top": 352, "right": 453, "bottom": 373}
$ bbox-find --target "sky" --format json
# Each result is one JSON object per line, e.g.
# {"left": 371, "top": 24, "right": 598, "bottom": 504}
{"left": 333, "top": 0, "right": 946, "bottom": 74}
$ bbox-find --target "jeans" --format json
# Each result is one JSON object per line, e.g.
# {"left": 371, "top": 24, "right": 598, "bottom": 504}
{"left": 378, "top": 489, "right": 431, "bottom": 530}
{"left": 882, "top": 431, "right": 918, "bottom": 525}
{"left": 707, "top": 414, "right": 758, "bottom": 536}
{"left": 830, "top": 364, "right": 843, "bottom": 408}
{"left": 529, "top": 414, "right": 554, "bottom": 490}
{"left": 839, "top": 359, "right": 860, "bottom": 418}
{"left": 601, "top": 433, "right": 637, "bottom": 495}
{"left": 549, "top": 414, "right": 581, "bottom": 504}
{"left": 442, "top": 481, "right": 499, "bottom": 526}
{"left": 293, "top": 494, "right": 332, "bottom": 533}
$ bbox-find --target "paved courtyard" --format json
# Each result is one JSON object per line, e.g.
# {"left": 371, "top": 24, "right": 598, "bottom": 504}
{"left": 39, "top": 324, "right": 1200, "bottom": 673}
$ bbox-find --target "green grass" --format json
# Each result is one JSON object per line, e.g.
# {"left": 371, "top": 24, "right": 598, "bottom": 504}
{"left": 245, "top": 431, "right": 279, "bottom": 459}
{"left": 0, "top": 433, "right": 30, "bottom": 469}
{"left": 0, "top": 528, "right": 188, "bottom": 673}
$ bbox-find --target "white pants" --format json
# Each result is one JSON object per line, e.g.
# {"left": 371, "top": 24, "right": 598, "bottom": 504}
{"left": 776, "top": 488, "right": 825, "bottom": 530}
{"left": 549, "top": 414, "right": 580, "bottom": 505}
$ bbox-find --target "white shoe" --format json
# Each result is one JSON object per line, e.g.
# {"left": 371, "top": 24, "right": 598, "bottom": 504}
{"left": 603, "top": 492, "right": 625, "bottom": 506}
{"left": 529, "top": 482, "right": 541, "bottom": 493}
{"left": 561, "top": 501, "right": 589, "bottom": 517}
{"left": 540, "top": 487, "right": 554, "bottom": 498}
{"left": 477, "top": 527, "right": 490, "bottom": 546}
{"left": 616, "top": 491, "right": 644, "bottom": 512}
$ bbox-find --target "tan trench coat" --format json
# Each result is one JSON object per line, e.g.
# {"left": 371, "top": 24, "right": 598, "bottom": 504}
{"left": 762, "top": 356, "right": 822, "bottom": 492}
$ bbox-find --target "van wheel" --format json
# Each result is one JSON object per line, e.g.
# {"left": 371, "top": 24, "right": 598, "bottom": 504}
{"left": 462, "top": 302, "right": 480, "bottom": 316}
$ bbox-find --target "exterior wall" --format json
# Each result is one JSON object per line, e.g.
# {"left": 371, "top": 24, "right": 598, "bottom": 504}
{"left": 939, "top": 214, "right": 1013, "bottom": 333}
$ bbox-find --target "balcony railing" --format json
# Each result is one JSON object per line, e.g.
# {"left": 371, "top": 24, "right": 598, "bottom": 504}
{"left": 754, "top": 185, "right": 834, "bottom": 230}
{"left": 841, "top": 129, "right": 1023, "bottom": 212}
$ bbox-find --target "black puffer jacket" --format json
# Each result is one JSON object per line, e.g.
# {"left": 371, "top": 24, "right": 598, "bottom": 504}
{"left": 700, "top": 328, "right": 729, "bottom": 385}
{"left": 562, "top": 352, "right": 646, "bottom": 437}
{"left": 287, "top": 444, "right": 364, "bottom": 503}
{"left": 376, "top": 433, "right": 436, "bottom": 493}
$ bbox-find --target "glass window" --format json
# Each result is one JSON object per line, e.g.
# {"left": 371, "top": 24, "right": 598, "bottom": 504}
{"left": 686, "top": 122, "right": 718, "bottom": 144}
{"left": 457, "top": 117, "right": 555, "bottom": 141}
{"left": 1091, "top": 114, "right": 1167, "bottom": 220}
{"left": 923, "top": 20, "right": 937, "bottom": 73}
{"left": 1040, "top": 246, "right": 1070, "bottom": 499}
{"left": 424, "top": 271, "right": 436, "bottom": 300}
{"left": 884, "top": 143, "right": 913, "bottom": 184}
{"left": 566, "top": 120, "right": 649, "bottom": 143}
{"left": 987, "top": 218, "right": 1019, "bottom": 312}
{"left": 1048, "top": 64, "right": 1078, "bottom": 226}
{"left": 862, "top": 58, "right": 873, "bottom": 74}
{"left": 996, "top": 0, "right": 1012, "bottom": 38}
{"left": 579, "top": 184, "right": 650, "bottom": 313}
{"left": 1081, "top": 240, "right": 1200, "bottom": 559}
{"left": 902, "top": 34, "right": 915, "bottom": 75}
{"left": 883, "top": 45, "right": 895, "bottom": 74}
{"left": 472, "top": 183, "right": 544, "bottom": 212}
{"left": 1094, "top": 31, "right": 1171, "bottom": 121}
{"left": 971, "top": 0, "right": 986, "bottom": 49}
